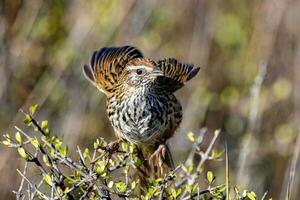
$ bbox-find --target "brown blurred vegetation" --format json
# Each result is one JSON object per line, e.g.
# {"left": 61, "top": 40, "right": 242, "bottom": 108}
{"left": 0, "top": 0, "right": 300, "bottom": 199}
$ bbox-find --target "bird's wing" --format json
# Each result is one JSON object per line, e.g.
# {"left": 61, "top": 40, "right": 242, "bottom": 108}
{"left": 156, "top": 58, "right": 200, "bottom": 93}
{"left": 83, "top": 46, "right": 143, "bottom": 94}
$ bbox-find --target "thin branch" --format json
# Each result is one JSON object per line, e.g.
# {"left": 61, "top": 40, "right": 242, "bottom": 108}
{"left": 196, "top": 130, "right": 220, "bottom": 172}
{"left": 180, "top": 184, "right": 225, "bottom": 200}
{"left": 77, "top": 146, "right": 87, "bottom": 168}
{"left": 261, "top": 191, "right": 268, "bottom": 200}
{"left": 16, "top": 169, "right": 49, "bottom": 200}
{"left": 225, "top": 142, "right": 229, "bottom": 200}
{"left": 185, "top": 128, "right": 207, "bottom": 166}
{"left": 285, "top": 130, "right": 300, "bottom": 200}
{"left": 236, "top": 62, "right": 267, "bottom": 185}
{"left": 13, "top": 162, "right": 28, "bottom": 200}
{"left": 179, "top": 130, "right": 220, "bottom": 198}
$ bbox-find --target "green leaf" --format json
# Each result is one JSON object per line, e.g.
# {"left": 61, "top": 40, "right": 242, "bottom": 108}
{"left": 185, "top": 184, "right": 192, "bottom": 194}
{"left": 44, "top": 174, "right": 53, "bottom": 186}
{"left": 170, "top": 188, "right": 177, "bottom": 199}
{"left": 15, "top": 132, "right": 23, "bottom": 144}
{"left": 187, "top": 131, "right": 195, "bottom": 142}
{"left": 29, "top": 104, "right": 39, "bottom": 115}
{"left": 64, "top": 187, "right": 71, "bottom": 194}
{"left": 211, "top": 149, "right": 224, "bottom": 159}
{"left": 95, "top": 160, "right": 106, "bottom": 175}
{"left": 60, "top": 145, "right": 68, "bottom": 157}
{"left": 18, "top": 147, "right": 29, "bottom": 160}
{"left": 188, "top": 163, "right": 194, "bottom": 173}
{"left": 94, "top": 139, "right": 100, "bottom": 149}
{"left": 131, "top": 181, "right": 137, "bottom": 189}
{"left": 83, "top": 148, "right": 90, "bottom": 158}
{"left": 192, "top": 183, "right": 198, "bottom": 193}
{"left": 44, "top": 128, "right": 50, "bottom": 136}
{"left": 24, "top": 114, "right": 32, "bottom": 125}
{"left": 43, "top": 155, "right": 51, "bottom": 167}
{"left": 206, "top": 171, "right": 214, "bottom": 184}
{"left": 115, "top": 181, "right": 127, "bottom": 193}
{"left": 176, "top": 188, "right": 182, "bottom": 197}
{"left": 2, "top": 140, "right": 11, "bottom": 146}
{"left": 121, "top": 142, "right": 128, "bottom": 151}
{"left": 247, "top": 191, "right": 256, "bottom": 200}
{"left": 108, "top": 181, "right": 114, "bottom": 188}
{"left": 99, "top": 138, "right": 107, "bottom": 147}
{"left": 41, "top": 120, "right": 48, "bottom": 130}
{"left": 146, "top": 188, "right": 156, "bottom": 198}
{"left": 133, "top": 156, "right": 142, "bottom": 167}
{"left": 30, "top": 138, "right": 40, "bottom": 148}
{"left": 129, "top": 144, "right": 135, "bottom": 153}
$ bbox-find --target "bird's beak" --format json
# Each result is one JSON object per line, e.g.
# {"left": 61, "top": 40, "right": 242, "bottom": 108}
{"left": 151, "top": 67, "right": 164, "bottom": 77}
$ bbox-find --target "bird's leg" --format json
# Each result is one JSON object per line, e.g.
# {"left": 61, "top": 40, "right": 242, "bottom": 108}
{"left": 149, "top": 144, "right": 167, "bottom": 169}
{"left": 105, "top": 138, "right": 122, "bottom": 154}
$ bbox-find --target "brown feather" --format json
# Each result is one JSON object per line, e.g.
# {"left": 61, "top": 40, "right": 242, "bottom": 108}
{"left": 83, "top": 46, "right": 200, "bottom": 179}
{"left": 86, "top": 46, "right": 143, "bottom": 94}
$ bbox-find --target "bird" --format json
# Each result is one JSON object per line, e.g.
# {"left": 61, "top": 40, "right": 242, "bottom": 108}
{"left": 83, "top": 46, "right": 200, "bottom": 177}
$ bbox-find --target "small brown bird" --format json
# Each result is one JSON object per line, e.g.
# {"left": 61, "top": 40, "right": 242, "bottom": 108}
{"left": 83, "top": 46, "right": 199, "bottom": 176}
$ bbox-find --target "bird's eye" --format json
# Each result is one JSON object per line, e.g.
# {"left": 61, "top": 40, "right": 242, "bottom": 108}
{"left": 136, "top": 69, "right": 145, "bottom": 75}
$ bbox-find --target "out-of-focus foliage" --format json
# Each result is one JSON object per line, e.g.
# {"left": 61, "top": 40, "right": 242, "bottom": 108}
{"left": 0, "top": 0, "right": 300, "bottom": 199}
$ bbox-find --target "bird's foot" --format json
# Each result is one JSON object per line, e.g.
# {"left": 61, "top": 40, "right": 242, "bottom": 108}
{"left": 105, "top": 139, "right": 122, "bottom": 154}
{"left": 149, "top": 144, "right": 167, "bottom": 169}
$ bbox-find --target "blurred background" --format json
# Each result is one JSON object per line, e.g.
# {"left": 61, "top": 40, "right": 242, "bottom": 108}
{"left": 0, "top": 0, "right": 300, "bottom": 199}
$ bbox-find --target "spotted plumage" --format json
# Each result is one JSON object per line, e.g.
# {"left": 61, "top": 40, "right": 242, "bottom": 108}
{"left": 83, "top": 46, "right": 200, "bottom": 176}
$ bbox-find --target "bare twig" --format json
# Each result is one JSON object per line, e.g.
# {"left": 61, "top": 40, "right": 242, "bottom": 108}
{"left": 225, "top": 142, "right": 229, "bottom": 200}
{"left": 261, "top": 191, "right": 268, "bottom": 200}
{"left": 16, "top": 169, "right": 49, "bottom": 200}
{"left": 180, "top": 184, "right": 225, "bottom": 200}
{"left": 77, "top": 146, "right": 87, "bottom": 168}
{"left": 13, "top": 162, "right": 28, "bottom": 200}
{"left": 196, "top": 130, "right": 220, "bottom": 172}
{"left": 185, "top": 128, "right": 207, "bottom": 166}
{"left": 285, "top": 130, "right": 300, "bottom": 200}
{"left": 236, "top": 62, "right": 267, "bottom": 185}
{"left": 179, "top": 130, "right": 220, "bottom": 198}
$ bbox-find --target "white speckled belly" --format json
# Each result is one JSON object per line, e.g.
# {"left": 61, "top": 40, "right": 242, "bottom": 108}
{"left": 107, "top": 92, "right": 182, "bottom": 145}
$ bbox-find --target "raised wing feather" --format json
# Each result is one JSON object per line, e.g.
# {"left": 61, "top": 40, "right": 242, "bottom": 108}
{"left": 83, "top": 46, "right": 143, "bottom": 94}
{"left": 156, "top": 58, "right": 200, "bottom": 93}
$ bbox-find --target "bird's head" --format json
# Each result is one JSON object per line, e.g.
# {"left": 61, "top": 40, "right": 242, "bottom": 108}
{"left": 120, "top": 58, "right": 163, "bottom": 89}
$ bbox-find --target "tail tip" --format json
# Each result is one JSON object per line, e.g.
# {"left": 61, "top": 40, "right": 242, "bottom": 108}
{"left": 187, "top": 66, "right": 200, "bottom": 81}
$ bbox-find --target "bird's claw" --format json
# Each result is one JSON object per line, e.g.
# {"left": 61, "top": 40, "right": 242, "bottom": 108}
{"left": 149, "top": 144, "right": 167, "bottom": 168}
{"left": 105, "top": 139, "right": 122, "bottom": 154}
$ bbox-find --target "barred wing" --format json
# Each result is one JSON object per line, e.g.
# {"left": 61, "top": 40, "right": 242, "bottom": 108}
{"left": 156, "top": 58, "right": 200, "bottom": 93}
{"left": 83, "top": 46, "right": 143, "bottom": 94}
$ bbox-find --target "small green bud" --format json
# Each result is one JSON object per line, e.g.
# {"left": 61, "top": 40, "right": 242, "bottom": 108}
{"left": 44, "top": 174, "right": 53, "bottom": 186}
{"left": 31, "top": 138, "right": 40, "bottom": 148}
{"left": 43, "top": 155, "right": 51, "bottom": 167}
{"left": 18, "top": 147, "right": 29, "bottom": 161}
{"left": 108, "top": 181, "right": 114, "bottom": 188}
{"left": 29, "top": 104, "right": 39, "bottom": 115}
{"left": 24, "top": 115, "right": 32, "bottom": 125}
{"left": 206, "top": 171, "right": 215, "bottom": 184}
{"left": 41, "top": 120, "right": 48, "bottom": 130}
{"left": 187, "top": 131, "right": 195, "bottom": 142}
{"left": 15, "top": 132, "right": 23, "bottom": 144}
{"left": 115, "top": 181, "right": 127, "bottom": 193}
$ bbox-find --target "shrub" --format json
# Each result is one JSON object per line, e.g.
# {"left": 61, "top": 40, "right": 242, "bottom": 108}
{"left": 2, "top": 105, "right": 264, "bottom": 200}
